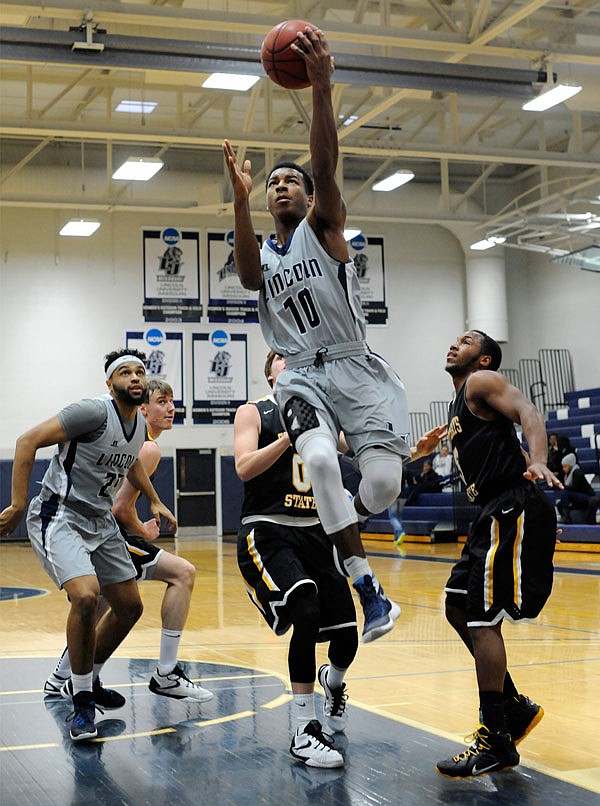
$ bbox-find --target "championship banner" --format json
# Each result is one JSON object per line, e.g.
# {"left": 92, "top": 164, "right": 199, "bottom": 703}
{"left": 207, "top": 230, "right": 260, "bottom": 323}
{"left": 126, "top": 328, "right": 186, "bottom": 424}
{"left": 192, "top": 330, "right": 248, "bottom": 425}
{"left": 348, "top": 233, "right": 388, "bottom": 325}
{"left": 142, "top": 227, "right": 202, "bottom": 322}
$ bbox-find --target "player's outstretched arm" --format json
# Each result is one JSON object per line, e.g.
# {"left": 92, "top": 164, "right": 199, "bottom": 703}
{"left": 410, "top": 425, "right": 448, "bottom": 461}
{"left": 0, "top": 416, "right": 66, "bottom": 536}
{"left": 222, "top": 139, "right": 263, "bottom": 290}
{"left": 470, "top": 371, "right": 563, "bottom": 488}
{"left": 295, "top": 28, "right": 348, "bottom": 260}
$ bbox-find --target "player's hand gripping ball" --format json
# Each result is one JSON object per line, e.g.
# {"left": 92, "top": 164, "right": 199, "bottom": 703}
{"left": 261, "top": 20, "right": 319, "bottom": 90}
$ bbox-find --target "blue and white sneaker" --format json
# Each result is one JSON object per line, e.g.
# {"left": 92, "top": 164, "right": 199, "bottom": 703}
{"left": 353, "top": 574, "right": 400, "bottom": 643}
{"left": 68, "top": 691, "right": 99, "bottom": 742}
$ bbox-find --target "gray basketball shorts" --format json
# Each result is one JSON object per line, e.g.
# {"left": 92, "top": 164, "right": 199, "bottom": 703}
{"left": 27, "top": 495, "right": 137, "bottom": 589}
{"left": 275, "top": 352, "right": 410, "bottom": 458}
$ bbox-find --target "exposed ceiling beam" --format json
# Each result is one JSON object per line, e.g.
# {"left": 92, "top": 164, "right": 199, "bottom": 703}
{"left": 2, "top": 124, "right": 599, "bottom": 171}
{"left": 1, "top": 1, "right": 600, "bottom": 65}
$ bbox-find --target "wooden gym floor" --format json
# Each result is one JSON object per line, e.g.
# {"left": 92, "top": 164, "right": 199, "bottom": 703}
{"left": 1, "top": 537, "right": 598, "bottom": 805}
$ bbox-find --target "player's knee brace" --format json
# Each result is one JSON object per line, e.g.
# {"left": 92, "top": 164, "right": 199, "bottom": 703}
{"left": 296, "top": 428, "right": 357, "bottom": 534}
{"left": 287, "top": 586, "right": 320, "bottom": 683}
{"left": 328, "top": 626, "right": 359, "bottom": 671}
{"left": 358, "top": 450, "right": 404, "bottom": 514}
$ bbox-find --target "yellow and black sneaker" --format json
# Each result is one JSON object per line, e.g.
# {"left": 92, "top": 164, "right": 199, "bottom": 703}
{"left": 436, "top": 725, "right": 519, "bottom": 778}
{"left": 505, "top": 694, "right": 544, "bottom": 745}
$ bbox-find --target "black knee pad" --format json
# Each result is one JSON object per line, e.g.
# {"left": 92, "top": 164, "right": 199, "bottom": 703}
{"left": 281, "top": 396, "right": 319, "bottom": 444}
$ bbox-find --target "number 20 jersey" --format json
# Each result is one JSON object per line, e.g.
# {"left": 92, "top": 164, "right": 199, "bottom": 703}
{"left": 258, "top": 218, "right": 366, "bottom": 356}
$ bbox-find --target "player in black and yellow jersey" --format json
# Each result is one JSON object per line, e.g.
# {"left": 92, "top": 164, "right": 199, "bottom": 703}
{"left": 236, "top": 350, "right": 358, "bottom": 769}
{"left": 434, "top": 330, "right": 562, "bottom": 779}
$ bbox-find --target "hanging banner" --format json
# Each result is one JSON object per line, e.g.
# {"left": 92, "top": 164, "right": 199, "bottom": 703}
{"left": 348, "top": 233, "right": 388, "bottom": 325}
{"left": 207, "top": 230, "right": 260, "bottom": 323}
{"left": 126, "top": 328, "right": 186, "bottom": 424}
{"left": 192, "top": 330, "right": 248, "bottom": 425}
{"left": 142, "top": 227, "right": 202, "bottom": 322}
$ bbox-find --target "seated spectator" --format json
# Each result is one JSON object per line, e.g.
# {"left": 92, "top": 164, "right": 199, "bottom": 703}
{"left": 405, "top": 461, "right": 442, "bottom": 507}
{"left": 548, "top": 434, "right": 577, "bottom": 482}
{"left": 432, "top": 444, "right": 453, "bottom": 490}
{"left": 556, "top": 453, "right": 596, "bottom": 524}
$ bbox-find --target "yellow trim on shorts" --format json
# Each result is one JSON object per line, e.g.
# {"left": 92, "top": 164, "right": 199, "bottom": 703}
{"left": 246, "top": 528, "right": 278, "bottom": 591}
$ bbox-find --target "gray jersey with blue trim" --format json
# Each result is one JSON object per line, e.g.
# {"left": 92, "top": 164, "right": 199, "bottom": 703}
{"left": 258, "top": 218, "right": 366, "bottom": 355}
{"left": 39, "top": 394, "right": 146, "bottom": 518}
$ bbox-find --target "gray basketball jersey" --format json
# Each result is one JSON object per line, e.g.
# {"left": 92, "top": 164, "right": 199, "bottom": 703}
{"left": 258, "top": 218, "right": 366, "bottom": 355}
{"left": 39, "top": 395, "right": 146, "bottom": 519}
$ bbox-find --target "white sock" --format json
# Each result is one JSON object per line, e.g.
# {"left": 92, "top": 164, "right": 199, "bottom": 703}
{"left": 93, "top": 662, "right": 104, "bottom": 682}
{"left": 158, "top": 628, "right": 182, "bottom": 675}
{"left": 325, "top": 664, "right": 346, "bottom": 690}
{"left": 293, "top": 693, "right": 316, "bottom": 730}
{"left": 71, "top": 672, "right": 93, "bottom": 697}
{"left": 343, "top": 555, "right": 372, "bottom": 583}
{"left": 53, "top": 646, "right": 71, "bottom": 679}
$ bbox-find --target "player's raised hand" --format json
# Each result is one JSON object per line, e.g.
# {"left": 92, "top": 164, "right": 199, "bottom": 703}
{"left": 293, "top": 27, "right": 334, "bottom": 83}
{"left": 223, "top": 139, "right": 253, "bottom": 201}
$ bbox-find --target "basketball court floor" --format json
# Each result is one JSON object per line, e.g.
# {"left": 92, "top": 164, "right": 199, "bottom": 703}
{"left": 1, "top": 537, "right": 598, "bottom": 805}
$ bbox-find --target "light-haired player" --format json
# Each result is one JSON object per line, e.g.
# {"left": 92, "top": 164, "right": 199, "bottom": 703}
{"left": 44, "top": 379, "right": 213, "bottom": 703}
{"left": 0, "top": 350, "right": 177, "bottom": 742}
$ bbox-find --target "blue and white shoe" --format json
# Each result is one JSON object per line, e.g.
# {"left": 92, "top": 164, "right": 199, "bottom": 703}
{"left": 353, "top": 574, "right": 400, "bottom": 643}
{"left": 68, "top": 691, "right": 99, "bottom": 742}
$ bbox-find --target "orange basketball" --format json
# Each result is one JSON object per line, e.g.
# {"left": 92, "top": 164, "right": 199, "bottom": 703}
{"left": 261, "top": 20, "right": 318, "bottom": 90}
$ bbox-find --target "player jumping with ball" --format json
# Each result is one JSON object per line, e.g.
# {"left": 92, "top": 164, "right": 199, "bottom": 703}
{"left": 223, "top": 26, "right": 413, "bottom": 643}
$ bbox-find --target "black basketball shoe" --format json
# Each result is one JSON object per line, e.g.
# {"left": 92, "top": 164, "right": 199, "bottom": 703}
{"left": 436, "top": 725, "right": 519, "bottom": 778}
{"left": 505, "top": 694, "right": 544, "bottom": 745}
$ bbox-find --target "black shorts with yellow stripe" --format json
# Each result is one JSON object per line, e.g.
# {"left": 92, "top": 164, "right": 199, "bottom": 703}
{"left": 444, "top": 483, "right": 556, "bottom": 627}
{"left": 237, "top": 519, "right": 357, "bottom": 637}
{"left": 119, "top": 526, "right": 163, "bottom": 582}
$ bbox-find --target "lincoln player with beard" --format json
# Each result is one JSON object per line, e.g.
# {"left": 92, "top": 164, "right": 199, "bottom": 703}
{"left": 0, "top": 349, "right": 177, "bottom": 743}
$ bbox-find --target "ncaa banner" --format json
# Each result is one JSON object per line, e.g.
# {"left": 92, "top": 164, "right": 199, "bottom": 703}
{"left": 192, "top": 330, "right": 248, "bottom": 425}
{"left": 348, "top": 234, "right": 388, "bottom": 325}
{"left": 207, "top": 230, "right": 261, "bottom": 323}
{"left": 142, "top": 227, "right": 202, "bottom": 322}
{"left": 126, "top": 329, "right": 186, "bottom": 424}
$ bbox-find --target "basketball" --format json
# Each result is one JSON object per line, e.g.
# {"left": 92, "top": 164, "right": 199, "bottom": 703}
{"left": 261, "top": 20, "right": 318, "bottom": 90}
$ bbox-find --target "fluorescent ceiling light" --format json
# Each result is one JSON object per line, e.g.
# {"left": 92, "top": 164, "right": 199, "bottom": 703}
{"left": 470, "top": 236, "right": 506, "bottom": 251}
{"left": 202, "top": 73, "right": 260, "bottom": 91}
{"left": 522, "top": 83, "right": 582, "bottom": 111}
{"left": 344, "top": 228, "right": 362, "bottom": 240}
{"left": 115, "top": 100, "right": 157, "bottom": 114}
{"left": 372, "top": 171, "right": 415, "bottom": 191}
{"left": 59, "top": 220, "right": 101, "bottom": 237}
{"left": 112, "top": 157, "right": 164, "bottom": 181}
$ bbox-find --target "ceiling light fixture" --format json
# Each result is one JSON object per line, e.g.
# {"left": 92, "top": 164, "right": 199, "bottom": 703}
{"left": 112, "top": 157, "right": 164, "bottom": 181}
{"left": 372, "top": 171, "right": 415, "bottom": 191}
{"left": 115, "top": 100, "right": 157, "bottom": 114}
{"left": 522, "top": 82, "right": 582, "bottom": 111}
{"left": 470, "top": 236, "right": 507, "bottom": 251}
{"left": 59, "top": 219, "right": 101, "bottom": 237}
{"left": 203, "top": 73, "right": 260, "bottom": 91}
